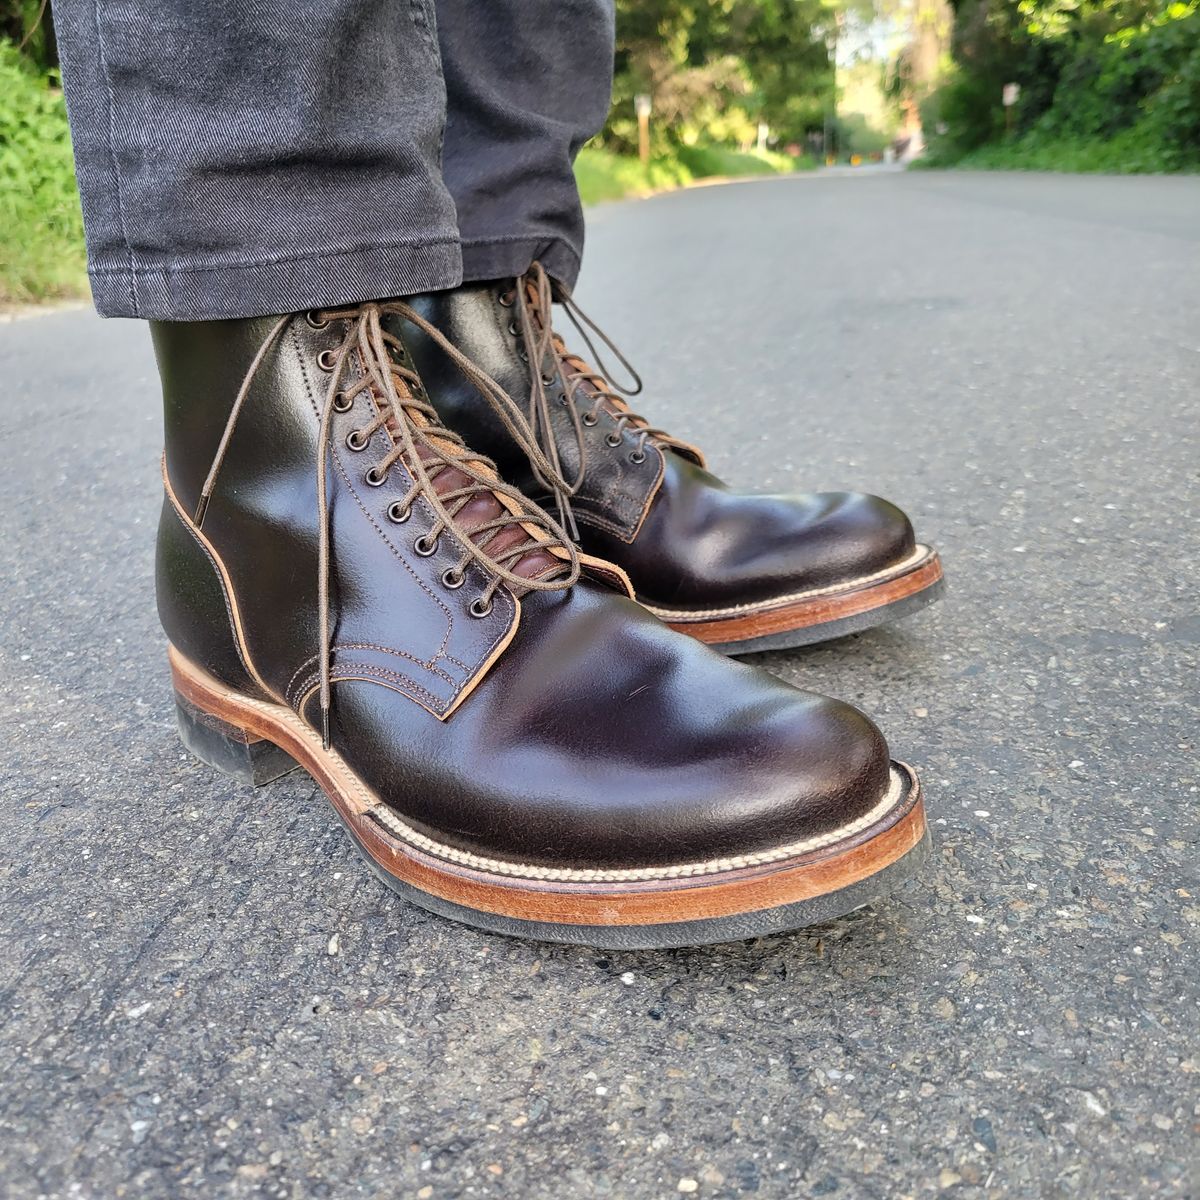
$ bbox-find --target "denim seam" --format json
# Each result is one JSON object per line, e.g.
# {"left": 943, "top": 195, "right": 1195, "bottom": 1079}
{"left": 408, "top": 0, "right": 442, "bottom": 71}
{"left": 86, "top": 236, "right": 461, "bottom": 277}
{"left": 410, "top": 0, "right": 448, "bottom": 172}
{"left": 459, "top": 233, "right": 582, "bottom": 260}
{"left": 91, "top": 0, "right": 138, "bottom": 315}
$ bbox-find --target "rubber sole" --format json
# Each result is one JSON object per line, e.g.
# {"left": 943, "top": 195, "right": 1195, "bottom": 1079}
{"left": 648, "top": 545, "right": 944, "bottom": 655}
{"left": 170, "top": 647, "right": 931, "bottom": 949}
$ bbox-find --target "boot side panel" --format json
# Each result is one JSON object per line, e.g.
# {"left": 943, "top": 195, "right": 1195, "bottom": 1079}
{"left": 156, "top": 491, "right": 273, "bottom": 701}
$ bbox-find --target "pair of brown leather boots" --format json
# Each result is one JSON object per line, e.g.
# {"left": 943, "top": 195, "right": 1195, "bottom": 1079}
{"left": 159, "top": 266, "right": 944, "bottom": 949}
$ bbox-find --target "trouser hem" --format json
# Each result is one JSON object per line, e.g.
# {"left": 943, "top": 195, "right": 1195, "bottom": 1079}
{"left": 87, "top": 238, "right": 465, "bottom": 320}
{"left": 459, "top": 235, "right": 582, "bottom": 291}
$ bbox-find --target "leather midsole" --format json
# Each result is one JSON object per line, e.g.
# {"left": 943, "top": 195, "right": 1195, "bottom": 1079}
{"left": 169, "top": 646, "right": 928, "bottom": 924}
{"left": 654, "top": 548, "right": 943, "bottom": 644}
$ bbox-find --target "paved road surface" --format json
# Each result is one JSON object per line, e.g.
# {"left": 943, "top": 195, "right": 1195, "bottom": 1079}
{"left": 2, "top": 171, "right": 1198, "bottom": 1198}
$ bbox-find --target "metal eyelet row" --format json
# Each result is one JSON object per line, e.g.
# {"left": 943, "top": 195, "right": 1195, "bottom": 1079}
{"left": 338, "top": 393, "right": 494, "bottom": 617}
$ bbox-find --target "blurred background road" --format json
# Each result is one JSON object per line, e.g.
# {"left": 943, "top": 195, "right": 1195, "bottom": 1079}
{"left": 2, "top": 170, "right": 1198, "bottom": 1198}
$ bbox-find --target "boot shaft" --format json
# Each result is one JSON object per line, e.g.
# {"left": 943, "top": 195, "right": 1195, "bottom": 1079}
{"left": 407, "top": 285, "right": 667, "bottom": 542}
{"left": 151, "top": 310, "right": 553, "bottom": 721}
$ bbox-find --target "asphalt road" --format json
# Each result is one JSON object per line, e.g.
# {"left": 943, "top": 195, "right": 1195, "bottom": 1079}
{"left": 2, "top": 170, "right": 1198, "bottom": 1199}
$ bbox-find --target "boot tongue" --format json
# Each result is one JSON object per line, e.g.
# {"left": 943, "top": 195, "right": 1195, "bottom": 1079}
{"left": 379, "top": 375, "right": 562, "bottom": 585}
{"left": 414, "top": 445, "right": 562, "bottom": 583}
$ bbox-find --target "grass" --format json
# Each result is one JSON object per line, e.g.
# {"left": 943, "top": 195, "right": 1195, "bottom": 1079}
{"left": 575, "top": 143, "right": 810, "bottom": 206}
{"left": 0, "top": 44, "right": 87, "bottom": 309}
{"left": 919, "top": 118, "right": 1200, "bottom": 176}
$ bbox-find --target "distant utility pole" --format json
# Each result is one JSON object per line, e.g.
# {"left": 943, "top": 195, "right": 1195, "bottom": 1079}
{"left": 635, "top": 94, "right": 652, "bottom": 165}
{"left": 825, "top": 11, "right": 842, "bottom": 165}
{"left": 1002, "top": 82, "right": 1020, "bottom": 138}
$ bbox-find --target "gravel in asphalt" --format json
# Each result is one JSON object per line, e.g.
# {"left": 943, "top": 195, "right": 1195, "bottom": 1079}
{"left": 1, "top": 169, "right": 1198, "bottom": 1198}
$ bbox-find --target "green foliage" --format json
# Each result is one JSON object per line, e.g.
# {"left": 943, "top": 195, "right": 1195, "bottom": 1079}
{"left": 575, "top": 142, "right": 808, "bottom": 206}
{"left": 0, "top": 0, "right": 57, "bottom": 72}
{"left": 574, "top": 148, "right": 695, "bottom": 205}
{"left": 674, "top": 143, "right": 807, "bottom": 176}
{"left": 834, "top": 111, "right": 894, "bottom": 155}
{"left": 0, "top": 39, "right": 86, "bottom": 305}
{"left": 606, "top": 0, "right": 836, "bottom": 154}
{"left": 923, "top": 0, "right": 1200, "bottom": 171}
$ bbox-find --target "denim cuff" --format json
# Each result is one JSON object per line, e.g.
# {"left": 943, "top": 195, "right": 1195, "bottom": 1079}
{"left": 459, "top": 235, "right": 583, "bottom": 291}
{"left": 87, "top": 238, "right": 464, "bottom": 321}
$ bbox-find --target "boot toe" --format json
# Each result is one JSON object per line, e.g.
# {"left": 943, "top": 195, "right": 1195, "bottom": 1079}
{"left": 798, "top": 491, "right": 918, "bottom": 586}
{"left": 357, "top": 588, "right": 901, "bottom": 873}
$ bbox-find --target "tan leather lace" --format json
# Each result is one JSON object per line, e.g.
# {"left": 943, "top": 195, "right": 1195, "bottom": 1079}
{"left": 194, "top": 301, "right": 580, "bottom": 747}
{"left": 507, "top": 262, "right": 698, "bottom": 537}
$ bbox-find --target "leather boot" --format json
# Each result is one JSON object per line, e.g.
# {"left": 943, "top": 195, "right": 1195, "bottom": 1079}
{"left": 406, "top": 265, "right": 944, "bottom": 654}
{"left": 153, "top": 300, "right": 929, "bottom": 948}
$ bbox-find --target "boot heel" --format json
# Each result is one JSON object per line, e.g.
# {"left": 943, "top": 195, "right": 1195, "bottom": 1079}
{"left": 174, "top": 691, "right": 299, "bottom": 787}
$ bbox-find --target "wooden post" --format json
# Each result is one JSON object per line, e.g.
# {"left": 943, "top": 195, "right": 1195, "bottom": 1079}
{"left": 635, "top": 94, "right": 652, "bottom": 165}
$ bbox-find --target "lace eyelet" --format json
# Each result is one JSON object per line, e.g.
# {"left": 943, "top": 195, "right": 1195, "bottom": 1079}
{"left": 540, "top": 372, "right": 555, "bottom": 386}
{"left": 316, "top": 349, "right": 338, "bottom": 371}
{"left": 387, "top": 501, "right": 410, "bottom": 523}
{"left": 305, "top": 312, "right": 329, "bottom": 330}
{"left": 605, "top": 433, "right": 622, "bottom": 448}
{"left": 629, "top": 449, "right": 647, "bottom": 464}
{"left": 332, "top": 391, "right": 353, "bottom": 412}
{"left": 346, "top": 429, "right": 369, "bottom": 451}
{"left": 414, "top": 534, "right": 439, "bottom": 557}
{"left": 364, "top": 466, "right": 387, "bottom": 487}
{"left": 517, "top": 349, "right": 528, "bottom": 363}
{"left": 558, "top": 395, "right": 569, "bottom": 406}
{"left": 507, "top": 321, "right": 520, "bottom": 337}
{"left": 581, "top": 412, "right": 598, "bottom": 427}
{"left": 441, "top": 568, "right": 465, "bottom": 590}
{"left": 470, "top": 598, "right": 493, "bottom": 619}
{"left": 497, "top": 290, "right": 515, "bottom": 308}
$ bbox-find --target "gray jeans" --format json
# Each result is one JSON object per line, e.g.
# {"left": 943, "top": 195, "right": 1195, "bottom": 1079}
{"left": 51, "top": 0, "right": 615, "bottom": 320}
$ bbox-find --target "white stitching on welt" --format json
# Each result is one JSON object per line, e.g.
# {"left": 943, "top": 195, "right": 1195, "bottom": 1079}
{"left": 368, "top": 769, "right": 907, "bottom": 883}
{"left": 642, "top": 546, "right": 933, "bottom": 621}
{"left": 180, "top": 652, "right": 911, "bottom": 885}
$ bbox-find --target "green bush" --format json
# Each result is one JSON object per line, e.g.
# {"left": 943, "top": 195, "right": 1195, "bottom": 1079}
{"left": 576, "top": 142, "right": 807, "bottom": 206}
{"left": 922, "top": 2, "right": 1200, "bottom": 174}
{"left": 575, "top": 147, "right": 694, "bottom": 205}
{"left": 675, "top": 143, "right": 806, "bottom": 177}
{"left": 0, "top": 39, "right": 86, "bottom": 305}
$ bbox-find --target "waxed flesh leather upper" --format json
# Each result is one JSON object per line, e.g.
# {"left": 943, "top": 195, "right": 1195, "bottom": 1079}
{"left": 153, "top": 313, "right": 895, "bottom": 871}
